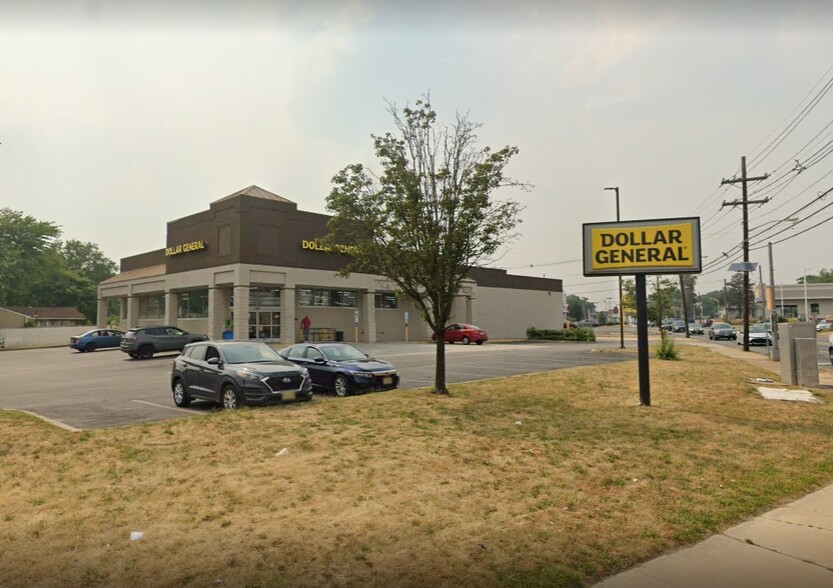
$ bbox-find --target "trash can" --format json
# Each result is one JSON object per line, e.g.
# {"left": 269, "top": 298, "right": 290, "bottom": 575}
{"left": 335, "top": 331, "right": 344, "bottom": 342}
{"left": 222, "top": 330, "right": 233, "bottom": 340}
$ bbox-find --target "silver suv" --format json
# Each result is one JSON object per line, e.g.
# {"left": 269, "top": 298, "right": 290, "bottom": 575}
{"left": 120, "top": 325, "right": 208, "bottom": 359}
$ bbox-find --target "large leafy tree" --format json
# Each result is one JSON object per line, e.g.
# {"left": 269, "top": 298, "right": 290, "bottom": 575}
{"left": 648, "top": 277, "right": 677, "bottom": 324}
{"left": 566, "top": 294, "right": 595, "bottom": 322}
{"left": 0, "top": 208, "right": 117, "bottom": 322}
{"left": 325, "top": 97, "right": 525, "bottom": 394}
{"left": 0, "top": 208, "right": 61, "bottom": 305}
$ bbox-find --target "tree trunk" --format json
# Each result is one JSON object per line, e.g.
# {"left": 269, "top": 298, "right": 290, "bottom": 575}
{"left": 433, "top": 335, "right": 449, "bottom": 394}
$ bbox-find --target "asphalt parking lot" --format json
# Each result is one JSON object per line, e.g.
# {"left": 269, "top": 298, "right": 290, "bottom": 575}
{"left": 0, "top": 340, "right": 634, "bottom": 431}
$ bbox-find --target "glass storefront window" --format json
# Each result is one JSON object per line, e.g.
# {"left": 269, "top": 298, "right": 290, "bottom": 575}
{"left": 177, "top": 290, "right": 208, "bottom": 318}
{"left": 375, "top": 292, "right": 397, "bottom": 309}
{"left": 331, "top": 290, "right": 356, "bottom": 307}
{"left": 250, "top": 287, "right": 280, "bottom": 307}
{"left": 139, "top": 294, "right": 165, "bottom": 319}
{"left": 298, "top": 287, "right": 358, "bottom": 308}
{"left": 298, "top": 288, "right": 314, "bottom": 306}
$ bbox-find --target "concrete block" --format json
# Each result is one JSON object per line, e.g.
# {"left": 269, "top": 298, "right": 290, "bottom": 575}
{"left": 796, "top": 337, "right": 819, "bottom": 387}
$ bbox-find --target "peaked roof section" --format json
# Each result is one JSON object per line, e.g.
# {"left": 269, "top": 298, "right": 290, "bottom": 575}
{"left": 99, "top": 264, "right": 167, "bottom": 285}
{"left": 0, "top": 306, "right": 86, "bottom": 320}
{"left": 212, "top": 185, "right": 295, "bottom": 205}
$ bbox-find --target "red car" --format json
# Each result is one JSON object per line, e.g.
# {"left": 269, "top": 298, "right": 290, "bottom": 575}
{"left": 439, "top": 323, "right": 489, "bottom": 345}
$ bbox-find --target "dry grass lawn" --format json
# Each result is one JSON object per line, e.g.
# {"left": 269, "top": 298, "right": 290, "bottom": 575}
{"left": 2, "top": 345, "right": 833, "bottom": 587}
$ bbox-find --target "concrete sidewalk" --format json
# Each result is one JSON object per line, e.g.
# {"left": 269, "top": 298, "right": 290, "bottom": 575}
{"left": 594, "top": 339, "right": 833, "bottom": 587}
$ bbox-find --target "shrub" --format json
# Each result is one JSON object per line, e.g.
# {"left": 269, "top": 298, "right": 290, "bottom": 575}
{"left": 527, "top": 326, "right": 596, "bottom": 342}
{"left": 655, "top": 329, "right": 678, "bottom": 360}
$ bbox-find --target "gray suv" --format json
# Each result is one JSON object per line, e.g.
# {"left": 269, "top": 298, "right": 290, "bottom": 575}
{"left": 120, "top": 325, "right": 208, "bottom": 359}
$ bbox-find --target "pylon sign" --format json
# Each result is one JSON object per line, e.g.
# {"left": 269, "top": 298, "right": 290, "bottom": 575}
{"left": 583, "top": 217, "right": 702, "bottom": 276}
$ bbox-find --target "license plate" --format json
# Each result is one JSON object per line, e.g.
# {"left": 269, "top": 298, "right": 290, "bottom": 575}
{"left": 382, "top": 377, "right": 392, "bottom": 385}
{"left": 282, "top": 390, "right": 296, "bottom": 401}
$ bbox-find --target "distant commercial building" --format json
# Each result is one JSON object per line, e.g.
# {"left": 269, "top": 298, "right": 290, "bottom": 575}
{"left": 772, "top": 283, "right": 833, "bottom": 321}
{"left": 97, "top": 186, "right": 563, "bottom": 342}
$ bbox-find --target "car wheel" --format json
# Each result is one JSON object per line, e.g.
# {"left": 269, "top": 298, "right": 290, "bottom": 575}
{"left": 84, "top": 342, "right": 96, "bottom": 352}
{"left": 138, "top": 345, "right": 154, "bottom": 360}
{"left": 129, "top": 353, "right": 138, "bottom": 359}
{"left": 172, "top": 379, "right": 191, "bottom": 407}
{"left": 222, "top": 385, "right": 242, "bottom": 410}
{"left": 333, "top": 374, "right": 353, "bottom": 397}
{"left": 476, "top": 340, "right": 484, "bottom": 345}
{"left": 462, "top": 336, "right": 471, "bottom": 345}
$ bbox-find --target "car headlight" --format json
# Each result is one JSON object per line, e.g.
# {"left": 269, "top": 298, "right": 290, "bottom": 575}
{"left": 351, "top": 370, "right": 374, "bottom": 378}
{"left": 235, "top": 370, "right": 262, "bottom": 381}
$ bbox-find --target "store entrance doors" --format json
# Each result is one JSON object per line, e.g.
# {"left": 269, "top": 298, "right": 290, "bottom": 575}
{"left": 249, "top": 310, "right": 281, "bottom": 342}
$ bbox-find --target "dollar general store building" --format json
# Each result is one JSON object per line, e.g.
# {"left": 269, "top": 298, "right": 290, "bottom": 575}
{"left": 97, "top": 186, "right": 563, "bottom": 343}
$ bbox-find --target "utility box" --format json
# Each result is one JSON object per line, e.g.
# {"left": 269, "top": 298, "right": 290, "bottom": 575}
{"left": 795, "top": 338, "right": 820, "bottom": 387}
{"left": 779, "top": 323, "right": 817, "bottom": 385}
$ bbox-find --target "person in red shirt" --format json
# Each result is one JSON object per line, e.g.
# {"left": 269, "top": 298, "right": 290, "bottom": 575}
{"left": 301, "top": 316, "right": 311, "bottom": 341}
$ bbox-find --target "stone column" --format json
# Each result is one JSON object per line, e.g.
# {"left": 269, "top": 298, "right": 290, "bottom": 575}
{"left": 233, "top": 285, "right": 250, "bottom": 340}
{"left": 208, "top": 287, "right": 228, "bottom": 341}
{"left": 126, "top": 295, "right": 139, "bottom": 328}
{"left": 164, "top": 291, "right": 178, "bottom": 325}
{"left": 281, "top": 287, "right": 296, "bottom": 343}
{"left": 363, "top": 290, "right": 376, "bottom": 343}
{"left": 96, "top": 298, "right": 108, "bottom": 327}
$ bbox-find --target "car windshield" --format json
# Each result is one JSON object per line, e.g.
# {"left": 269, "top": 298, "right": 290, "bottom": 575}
{"left": 322, "top": 344, "right": 369, "bottom": 362}
{"left": 713, "top": 323, "right": 731, "bottom": 329}
{"left": 749, "top": 325, "right": 768, "bottom": 333}
{"left": 222, "top": 343, "right": 283, "bottom": 364}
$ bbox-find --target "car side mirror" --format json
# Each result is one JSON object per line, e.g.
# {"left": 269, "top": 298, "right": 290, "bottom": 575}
{"left": 207, "top": 357, "right": 221, "bottom": 366}
{"left": 313, "top": 357, "right": 326, "bottom": 364}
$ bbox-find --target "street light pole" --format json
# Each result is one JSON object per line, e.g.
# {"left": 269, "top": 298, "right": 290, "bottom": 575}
{"left": 804, "top": 268, "right": 810, "bottom": 320}
{"left": 604, "top": 186, "right": 625, "bottom": 349}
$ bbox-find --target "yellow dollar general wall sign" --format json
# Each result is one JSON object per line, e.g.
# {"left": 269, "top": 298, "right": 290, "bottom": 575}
{"left": 582, "top": 217, "right": 701, "bottom": 276}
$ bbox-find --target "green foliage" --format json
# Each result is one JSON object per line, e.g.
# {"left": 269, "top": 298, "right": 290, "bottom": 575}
{"left": 648, "top": 278, "right": 677, "bottom": 324}
{"left": 0, "top": 208, "right": 117, "bottom": 321}
{"left": 798, "top": 268, "right": 833, "bottom": 284}
{"left": 655, "top": 329, "right": 679, "bottom": 360}
{"left": 325, "top": 95, "right": 526, "bottom": 393}
{"left": 526, "top": 326, "right": 596, "bottom": 342}
{"left": 566, "top": 294, "right": 595, "bottom": 322}
{"left": 0, "top": 208, "right": 61, "bottom": 305}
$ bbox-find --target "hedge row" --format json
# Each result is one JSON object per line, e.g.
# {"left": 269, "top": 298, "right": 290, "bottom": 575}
{"left": 526, "top": 326, "right": 596, "bottom": 342}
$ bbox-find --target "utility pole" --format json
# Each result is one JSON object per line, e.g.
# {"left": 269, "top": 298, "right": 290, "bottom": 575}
{"left": 721, "top": 156, "right": 769, "bottom": 352}
{"left": 679, "top": 275, "right": 690, "bottom": 337}
{"left": 768, "top": 242, "right": 780, "bottom": 361}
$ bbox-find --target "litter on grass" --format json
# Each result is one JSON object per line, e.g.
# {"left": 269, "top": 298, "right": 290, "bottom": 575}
{"left": 757, "top": 387, "right": 821, "bottom": 403}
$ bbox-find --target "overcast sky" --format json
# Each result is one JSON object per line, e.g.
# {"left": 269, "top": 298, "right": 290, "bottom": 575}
{"left": 2, "top": 1, "right": 832, "bottom": 304}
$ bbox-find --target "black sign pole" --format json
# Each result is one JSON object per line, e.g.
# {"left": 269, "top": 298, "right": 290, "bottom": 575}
{"left": 635, "top": 274, "right": 651, "bottom": 406}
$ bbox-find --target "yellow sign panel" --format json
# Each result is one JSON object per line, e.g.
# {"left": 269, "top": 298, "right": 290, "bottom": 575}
{"left": 165, "top": 240, "right": 206, "bottom": 256}
{"left": 583, "top": 218, "right": 701, "bottom": 276}
{"left": 300, "top": 240, "right": 358, "bottom": 255}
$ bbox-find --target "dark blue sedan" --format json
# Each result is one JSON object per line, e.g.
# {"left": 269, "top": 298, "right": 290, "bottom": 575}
{"left": 70, "top": 329, "right": 125, "bottom": 352}
{"left": 278, "top": 342, "right": 399, "bottom": 396}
